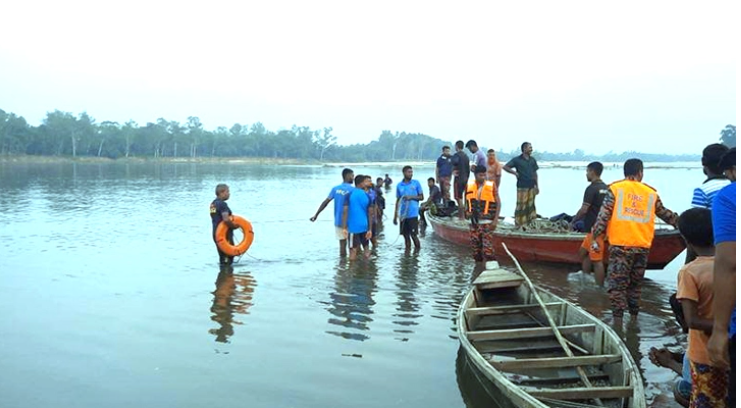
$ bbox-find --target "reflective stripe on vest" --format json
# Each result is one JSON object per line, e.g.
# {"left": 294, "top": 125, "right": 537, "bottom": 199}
{"left": 466, "top": 180, "right": 497, "bottom": 215}
{"left": 607, "top": 180, "right": 657, "bottom": 248}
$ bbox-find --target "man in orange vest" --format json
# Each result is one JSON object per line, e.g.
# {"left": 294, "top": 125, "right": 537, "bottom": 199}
{"left": 591, "top": 159, "right": 678, "bottom": 327}
{"left": 466, "top": 167, "right": 502, "bottom": 263}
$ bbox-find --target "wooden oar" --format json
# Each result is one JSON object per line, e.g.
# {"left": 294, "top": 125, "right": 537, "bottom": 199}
{"left": 501, "top": 243, "right": 603, "bottom": 406}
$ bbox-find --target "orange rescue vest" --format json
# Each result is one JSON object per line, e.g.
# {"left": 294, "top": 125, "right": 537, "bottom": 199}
{"left": 466, "top": 180, "right": 497, "bottom": 215}
{"left": 607, "top": 179, "right": 657, "bottom": 249}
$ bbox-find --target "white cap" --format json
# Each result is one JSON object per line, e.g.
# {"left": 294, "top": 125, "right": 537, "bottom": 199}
{"left": 485, "top": 261, "right": 500, "bottom": 270}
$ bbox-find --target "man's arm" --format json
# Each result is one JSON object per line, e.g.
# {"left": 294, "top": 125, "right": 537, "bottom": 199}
{"left": 221, "top": 211, "right": 237, "bottom": 228}
{"left": 654, "top": 196, "right": 678, "bottom": 227}
{"left": 503, "top": 159, "right": 518, "bottom": 177}
{"left": 708, "top": 241, "right": 736, "bottom": 368}
{"left": 310, "top": 198, "right": 332, "bottom": 222}
{"left": 680, "top": 299, "right": 714, "bottom": 335}
{"left": 393, "top": 196, "right": 401, "bottom": 224}
{"left": 573, "top": 203, "right": 591, "bottom": 222}
{"left": 591, "top": 190, "right": 614, "bottom": 239}
{"left": 341, "top": 199, "right": 349, "bottom": 231}
{"left": 492, "top": 191, "right": 502, "bottom": 227}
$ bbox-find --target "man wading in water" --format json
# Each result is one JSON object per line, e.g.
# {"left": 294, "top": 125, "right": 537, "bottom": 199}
{"left": 210, "top": 184, "right": 237, "bottom": 266}
{"left": 310, "top": 168, "right": 355, "bottom": 257}
{"left": 394, "top": 166, "right": 423, "bottom": 251}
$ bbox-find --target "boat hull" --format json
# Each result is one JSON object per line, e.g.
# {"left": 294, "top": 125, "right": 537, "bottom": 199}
{"left": 427, "top": 215, "right": 685, "bottom": 269}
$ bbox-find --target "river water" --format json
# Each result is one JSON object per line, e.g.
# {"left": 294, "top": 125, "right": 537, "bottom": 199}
{"left": 0, "top": 161, "right": 699, "bottom": 408}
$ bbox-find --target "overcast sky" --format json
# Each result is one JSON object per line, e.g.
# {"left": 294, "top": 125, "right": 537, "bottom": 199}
{"left": 0, "top": 0, "right": 736, "bottom": 154}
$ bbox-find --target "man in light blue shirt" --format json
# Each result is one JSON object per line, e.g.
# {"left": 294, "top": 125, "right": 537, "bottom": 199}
{"left": 394, "top": 165, "right": 424, "bottom": 251}
{"left": 310, "top": 168, "right": 354, "bottom": 257}
{"left": 342, "top": 175, "right": 374, "bottom": 260}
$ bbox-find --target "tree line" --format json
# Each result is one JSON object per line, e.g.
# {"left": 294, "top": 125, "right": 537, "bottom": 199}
{"left": 0, "top": 108, "right": 734, "bottom": 162}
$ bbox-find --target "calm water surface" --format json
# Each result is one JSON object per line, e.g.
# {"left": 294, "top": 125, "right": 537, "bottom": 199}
{"left": 0, "top": 162, "right": 698, "bottom": 408}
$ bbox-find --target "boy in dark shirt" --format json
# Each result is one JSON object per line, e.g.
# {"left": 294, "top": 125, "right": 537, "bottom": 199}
{"left": 573, "top": 162, "right": 608, "bottom": 286}
{"left": 451, "top": 140, "right": 470, "bottom": 220}
{"left": 210, "top": 184, "right": 237, "bottom": 265}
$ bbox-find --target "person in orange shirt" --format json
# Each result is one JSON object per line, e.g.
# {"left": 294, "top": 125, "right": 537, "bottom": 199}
{"left": 676, "top": 208, "right": 728, "bottom": 407}
{"left": 591, "top": 159, "right": 678, "bottom": 326}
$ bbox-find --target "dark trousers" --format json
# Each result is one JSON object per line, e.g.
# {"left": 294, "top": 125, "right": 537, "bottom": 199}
{"left": 214, "top": 231, "right": 234, "bottom": 265}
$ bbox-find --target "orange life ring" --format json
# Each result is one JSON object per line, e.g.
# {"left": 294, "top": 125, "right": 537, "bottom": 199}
{"left": 215, "top": 215, "right": 254, "bottom": 256}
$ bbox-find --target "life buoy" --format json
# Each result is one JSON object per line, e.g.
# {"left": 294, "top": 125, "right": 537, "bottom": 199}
{"left": 215, "top": 215, "right": 254, "bottom": 256}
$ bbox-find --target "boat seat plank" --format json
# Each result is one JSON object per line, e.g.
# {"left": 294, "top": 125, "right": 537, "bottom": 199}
{"left": 466, "top": 302, "right": 562, "bottom": 317}
{"left": 512, "top": 373, "right": 610, "bottom": 386}
{"left": 473, "top": 269, "right": 524, "bottom": 289}
{"left": 467, "top": 324, "right": 595, "bottom": 341}
{"left": 525, "top": 385, "right": 634, "bottom": 400}
{"left": 490, "top": 354, "right": 622, "bottom": 370}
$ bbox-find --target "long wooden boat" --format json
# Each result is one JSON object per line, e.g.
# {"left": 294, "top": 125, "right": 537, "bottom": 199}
{"left": 427, "top": 214, "right": 685, "bottom": 269}
{"left": 458, "top": 265, "right": 646, "bottom": 408}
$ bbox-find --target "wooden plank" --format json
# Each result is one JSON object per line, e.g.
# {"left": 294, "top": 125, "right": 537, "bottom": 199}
{"left": 467, "top": 324, "right": 595, "bottom": 341}
{"left": 466, "top": 302, "right": 563, "bottom": 317}
{"left": 491, "top": 354, "right": 622, "bottom": 370}
{"left": 514, "top": 373, "right": 610, "bottom": 386}
{"left": 479, "top": 344, "right": 565, "bottom": 355}
{"left": 473, "top": 269, "right": 524, "bottom": 289}
{"left": 525, "top": 386, "right": 635, "bottom": 400}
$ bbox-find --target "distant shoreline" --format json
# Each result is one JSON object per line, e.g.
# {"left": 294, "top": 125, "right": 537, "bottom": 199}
{"left": 0, "top": 155, "right": 701, "bottom": 169}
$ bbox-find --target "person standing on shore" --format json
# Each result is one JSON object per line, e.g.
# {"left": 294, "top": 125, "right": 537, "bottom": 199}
{"left": 466, "top": 167, "right": 501, "bottom": 264}
{"left": 451, "top": 140, "right": 470, "bottom": 220}
{"left": 436, "top": 146, "right": 453, "bottom": 204}
{"left": 707, "top": 147, "right": 736, "bottom": 406}
{"left": 342, "top": 175, "right": 373, "bottom": 260}
{"left": 210, "top": 184, "right": 238, "bottom": 266}
{"left": 310, "top": 168, "right": 354, "bottom": 257}
{"left": 503, "top": 142, "right": 539, "bottom": 226}
{"left": 572, "top": 162, "right": 608, "bottom": 286}
{"left": 591, "top": 158, "right": 678, "bottom": 328}
{"left": 393, "top": 166, "right": 423, "bottom": 251}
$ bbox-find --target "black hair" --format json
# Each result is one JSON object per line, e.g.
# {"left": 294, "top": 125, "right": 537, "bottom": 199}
{"left": 215, "top": 183, "right": 229, "bottom": 196}
{"left": 678, "top": 208, "right": 714, "bottom": 248}
{"left": 342, "top": 168, "right": 353, "bottom": 179}
{"left": 474, "top": 166, "right": 487, "bottom": 174}
{"left": 354, "top": 174, "right": 365, "bottom": 186}
{"left": 587, "top": 161, "right": 604, "bottom": 176}
{"left": 376, "top": 177, "right": 383, "bottom": 182}
{"left": 364, "top": 175, "right": 372, "bottom": 180}
{"left": 442, "top": 146, "right": 451, "bottom": 151}
{"left": 487, "top": 149, "right": 495, "bottom": 154}
{"left": 455, "top": 140, "right": 464, "bottom": 149}
{"left": 465, "top": 140, "right": 477, "bottom": 148}
{"left": 719, "top": 147, "right": 736, "bottom": 171}
{"left": 402, "top": 165, "right": 413, "bottom": 172}
{"left": 623, "top": 158, "right": 643, "bottom": 177}
{"left": 428, "top": 177, "right": 435, "bottom": 183}
{"left": 521, "top": 142, "right": 531, "bottom": 152}
{"left": 702, "top": 143, "right": 730, "bottom": 174}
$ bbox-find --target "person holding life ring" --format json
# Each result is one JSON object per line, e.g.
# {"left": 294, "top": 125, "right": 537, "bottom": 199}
{"left": 210, "top": 184, "right": 237, "bottom": 265}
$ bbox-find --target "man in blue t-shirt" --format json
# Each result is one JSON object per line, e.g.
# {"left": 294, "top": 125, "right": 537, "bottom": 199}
{"left": 393, "top": 165, "right": 424, "bottom": 251}
{"left": 210, "top": 183, "right": 237, "bottom": 266}
{"left": 342, "top": 174, "right": 373, "bottom": 260}
{"left": 708, "top": 148, "right": 735, "bottom": 406}
{"left": 310, "top": 168, "right": 354, "bottom": 257}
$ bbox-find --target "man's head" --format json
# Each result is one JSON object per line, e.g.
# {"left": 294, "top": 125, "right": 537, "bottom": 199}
{"left": 354, "top": 174, "right": 366, "bottom": 187}
{"left": 465, "top": 140, "right": 478, "bottom": 153}
{"left": 701, "top": 143, "right": 729, "bottom": 177}
{"left": 678, "top": 208, "right": 714, "bottom": 251}
{"left": 521, "top": 142, "right": 532, "bottom": 155}
{"left": 719, "top": 147, "right": 736, "bottom": 181}
{"left": 427, "top": 177, "right": 436, "bottom": 188}
{"left": 442, "top": 146, "right": 451, "bottom": 157}
{"left": 215, "top": 184, "right": 230, "bottom": 200}
{"left": 364, "top": 175, "right": 373, "bottom": 189}
{"left": 402, "top": 165, "right": 413, "bottom": 180}
{"left": 376, "top": 177, "right": 383, "bottom": 187}
{"left": 623, "top": 158, "right": 643, "bottom": 181}
{"left": 586, "top": 161, "right": 604, "bottom": 182}
{"left": 455, "top": 140, "right": 464, "bottom": 151}
{"left": 342, "top": 168, "right": 354, "bottom": 183}
{"left": 487, "top": 149, "right": 497, "bottom": 164}
{"left": 474, "top": 166, "right": 487, "bottom": 183}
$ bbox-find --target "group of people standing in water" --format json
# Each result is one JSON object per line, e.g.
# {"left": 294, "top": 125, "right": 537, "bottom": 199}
{"left": 209, "top": 140, "right": 735, "bottom": 408}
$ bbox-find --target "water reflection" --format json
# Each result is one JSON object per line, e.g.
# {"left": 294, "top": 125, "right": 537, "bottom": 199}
{"left": 393, "top": 252, "right": 423, "bottom": 341}
{"left": 209, "top": 266, "right": 257, "bottom": 343}
{"left": 325, "top": 261, "right": 379, "bottom": 341}
{"left": 455, "top": 346, "right": 504, "bottom": 408}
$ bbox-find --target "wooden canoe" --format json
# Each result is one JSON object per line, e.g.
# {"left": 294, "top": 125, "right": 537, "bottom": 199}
{"left": 458, "top": 265, "right": 646, "bottom": 408}
{"left": 427, "top": 214, "right": 685, "bottom": 270}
